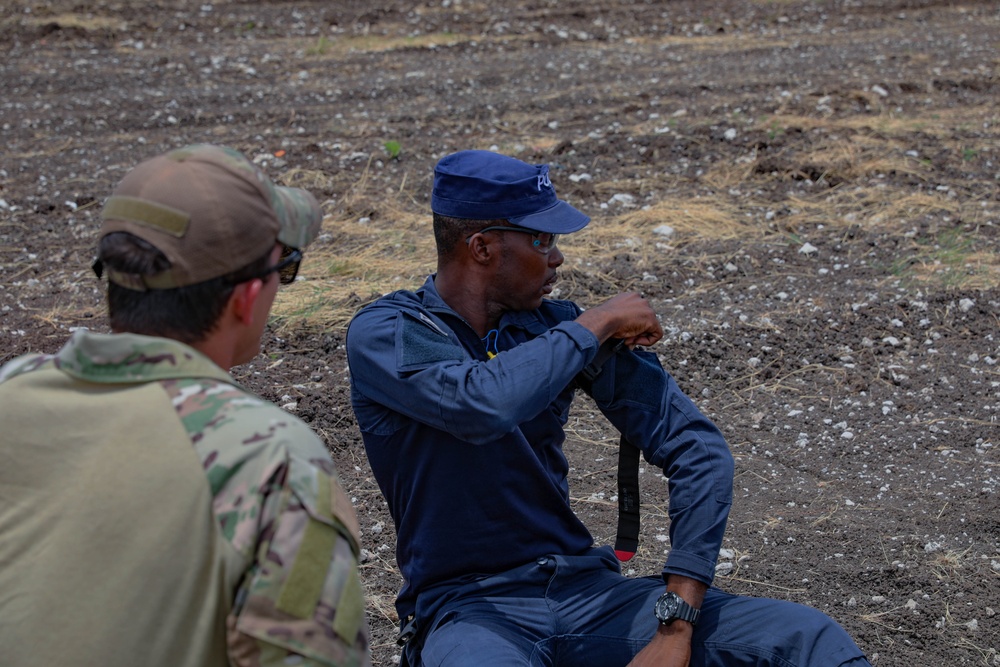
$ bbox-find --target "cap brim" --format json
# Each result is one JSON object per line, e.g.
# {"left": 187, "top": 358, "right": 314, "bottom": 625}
{"left": 272, "top": 185, "right": 323, "bottom": 250}
{"left": 507, "top": 200, "right": 590, "bottom": 234}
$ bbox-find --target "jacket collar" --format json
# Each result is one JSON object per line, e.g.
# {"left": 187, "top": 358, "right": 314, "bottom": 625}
{"left": 55, "top": 329, "right": 236, "bottom": 386}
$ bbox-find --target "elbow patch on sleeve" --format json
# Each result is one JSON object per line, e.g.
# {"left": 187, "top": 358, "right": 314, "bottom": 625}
{"left": 397, "top": 311, "right": 465, "bottom": 372}
{"left": 656, "top": 403, "right": 734, "bottom": 507}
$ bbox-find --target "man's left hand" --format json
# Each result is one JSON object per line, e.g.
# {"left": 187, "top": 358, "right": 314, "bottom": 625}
{"left": 627, "top": 621, "right": 692, "bottom": 667}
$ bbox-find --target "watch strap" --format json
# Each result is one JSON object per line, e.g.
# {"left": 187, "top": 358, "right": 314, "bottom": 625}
{"left": 655, "top": 591, "right": 700, "bottom": 626}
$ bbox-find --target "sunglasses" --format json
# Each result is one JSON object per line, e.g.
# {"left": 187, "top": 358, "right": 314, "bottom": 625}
{"left": 467, "top": 225, "right": 559, "bottom": 255}
{"left": 254, "top": 245, "right": 303, "bottom": 285}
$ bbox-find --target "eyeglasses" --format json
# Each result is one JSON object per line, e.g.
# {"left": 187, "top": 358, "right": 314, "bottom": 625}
{"left": 254, "top": 245, "right": 303, "bottom": 285}
{"left": 468, "top": 225, "right": 559, "bottom": 255}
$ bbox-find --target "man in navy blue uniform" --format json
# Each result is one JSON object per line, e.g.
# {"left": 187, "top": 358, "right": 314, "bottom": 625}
{"left": 346, "top": 150, "right": 870, "bottom": 667}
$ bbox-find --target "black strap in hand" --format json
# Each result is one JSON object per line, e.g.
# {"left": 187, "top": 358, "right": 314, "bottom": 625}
{"left": 614, "top": 435, "right": 641, "bottom": 561}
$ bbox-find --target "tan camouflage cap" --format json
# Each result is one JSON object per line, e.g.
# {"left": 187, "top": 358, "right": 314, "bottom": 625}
{"left": 98, "top": 144, "right": 322, "bottom": 290}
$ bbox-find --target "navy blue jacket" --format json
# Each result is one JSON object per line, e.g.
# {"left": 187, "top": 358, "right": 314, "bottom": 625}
{"left": 346, "top": 276, "right": 734, "bottom": 619}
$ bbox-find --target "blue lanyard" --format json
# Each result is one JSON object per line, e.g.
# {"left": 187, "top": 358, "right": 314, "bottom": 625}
{"left": 481, "top": 329, "right": 499, "bottom": 360}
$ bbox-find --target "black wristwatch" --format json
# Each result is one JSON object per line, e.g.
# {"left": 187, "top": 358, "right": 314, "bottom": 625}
{"left": 653, "top": 591, "right": 700, "bottom": 626}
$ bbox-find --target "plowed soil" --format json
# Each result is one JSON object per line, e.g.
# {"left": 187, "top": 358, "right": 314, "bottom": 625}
{"left": 2, "top": 1, "right": 998, "bottom": 665}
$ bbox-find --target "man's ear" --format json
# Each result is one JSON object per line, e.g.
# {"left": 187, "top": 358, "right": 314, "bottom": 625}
{"left": 229, "top": 279, "right": 263, "bottom": 326}
{"left": 465, "top": 232, "right": 497, "bottom": 266}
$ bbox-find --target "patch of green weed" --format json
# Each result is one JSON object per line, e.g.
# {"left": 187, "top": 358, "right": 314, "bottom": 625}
{"left": 893, "top": 227, "right": 990, "bottom": 289}
{"left": 384, "top": 140, "right": 402, "bottom": 159}
{"left": 327, "top": 260, "right": 356, "bottom": 277}
{"left": 767, "top": 119, "right": 784, "bottom": 140}
{"left": 307, "top": 35, "right": 333, "bottom": 56}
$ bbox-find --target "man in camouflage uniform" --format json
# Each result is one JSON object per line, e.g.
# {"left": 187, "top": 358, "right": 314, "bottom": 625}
{"left": 0, "top": 145, "right": 371, "bottom": 667}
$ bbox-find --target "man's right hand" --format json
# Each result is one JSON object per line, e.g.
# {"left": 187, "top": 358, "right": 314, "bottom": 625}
{"left": 575, "top": 293, "right": 663, "bottom": 348}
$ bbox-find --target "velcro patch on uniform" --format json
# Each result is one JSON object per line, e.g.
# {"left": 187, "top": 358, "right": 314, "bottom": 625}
{"left": 397, "top": 311, "right": 464, "bottom": 371}
{"left": 102, "top": 195, "right": 191, "bottom": 236}
{"left": 275, "top": 515, "right": 337, "bottom": 619}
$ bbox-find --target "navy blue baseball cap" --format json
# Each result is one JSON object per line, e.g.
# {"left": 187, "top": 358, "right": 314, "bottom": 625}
{"left": 431, "top": 150, "right": 590, "bottom": 234}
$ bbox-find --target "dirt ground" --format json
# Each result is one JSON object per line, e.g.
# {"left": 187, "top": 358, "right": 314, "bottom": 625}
{"left": 2, "top": 0, "right": 999, "bottom": 664}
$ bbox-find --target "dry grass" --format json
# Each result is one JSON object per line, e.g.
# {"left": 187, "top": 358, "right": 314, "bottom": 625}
{"left": 305, "top": 31, "right": 477, "bottom": 57}
{"left": 269, "top": 192, "right": 760, "bottom": 331}
{"left": 270, "top": 178, "right": 435, "bottom": 331}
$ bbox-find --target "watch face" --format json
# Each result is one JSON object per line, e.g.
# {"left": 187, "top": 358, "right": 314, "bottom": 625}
{"left": 655, "top": 592, "right": 679, "bottom": 620}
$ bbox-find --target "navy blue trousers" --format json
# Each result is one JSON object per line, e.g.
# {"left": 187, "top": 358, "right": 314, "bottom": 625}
{"left": 406, "top": 547, "right": 870, "bottom": 667}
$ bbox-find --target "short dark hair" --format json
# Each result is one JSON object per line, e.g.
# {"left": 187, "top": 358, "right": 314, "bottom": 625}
{"left": 432, "top": 213, "right": 509, "bottom": 258}
{"left": 98, "top": 232, "right": 272, "bottom": 344}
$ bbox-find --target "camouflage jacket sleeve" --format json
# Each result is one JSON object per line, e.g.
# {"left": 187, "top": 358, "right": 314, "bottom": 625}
{"left": 166, "top": 377, "right": 371, "bottom": 667}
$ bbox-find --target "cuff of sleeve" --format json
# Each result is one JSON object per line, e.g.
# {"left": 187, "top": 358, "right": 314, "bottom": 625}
{"left": 662, "top": 549, "right": 718, "bottom": 587}
{"left": 556, "top": 320, "right": 601, "bottom": 360}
